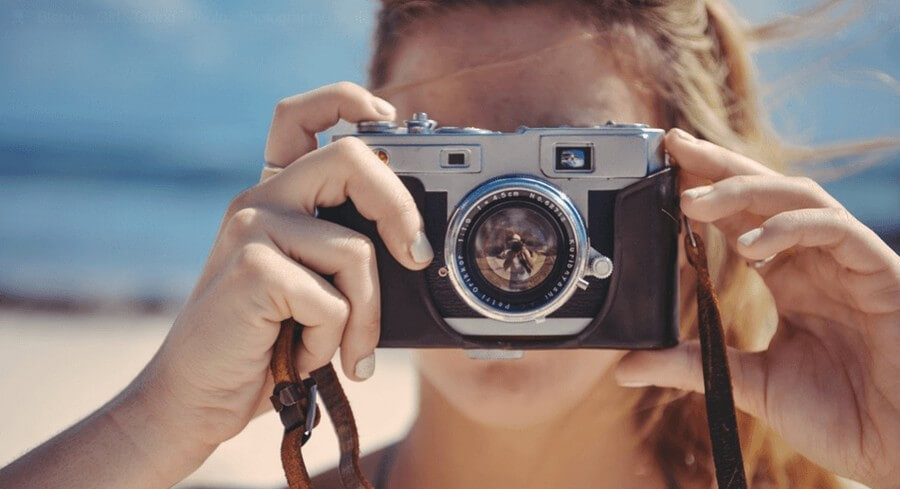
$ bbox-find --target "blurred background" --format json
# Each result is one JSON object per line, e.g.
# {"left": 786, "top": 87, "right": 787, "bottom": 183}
{"left": 0, "top": 1, "right": 896, "bottom": 488}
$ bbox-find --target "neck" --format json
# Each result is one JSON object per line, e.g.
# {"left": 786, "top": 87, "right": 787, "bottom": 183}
{"left": 388, "top": 365, "right": 669, "bottom": 489}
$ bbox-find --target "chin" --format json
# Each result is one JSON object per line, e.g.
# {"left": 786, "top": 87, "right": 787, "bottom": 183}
{"left": 413, "top": 348, "right": 624, "bottom": 428}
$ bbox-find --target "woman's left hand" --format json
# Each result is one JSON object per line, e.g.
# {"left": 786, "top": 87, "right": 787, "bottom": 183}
{"left": 615, "top": 129, "right": 900, "bottom": 489}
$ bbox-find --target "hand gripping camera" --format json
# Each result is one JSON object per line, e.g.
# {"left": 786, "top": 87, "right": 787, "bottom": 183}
{"left": 320, "top": 113, "right": 680, "bottom": 352}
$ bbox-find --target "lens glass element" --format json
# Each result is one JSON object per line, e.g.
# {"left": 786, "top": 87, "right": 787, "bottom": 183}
{"left": 471, "top": 206, "right": 559, "bottom": 293}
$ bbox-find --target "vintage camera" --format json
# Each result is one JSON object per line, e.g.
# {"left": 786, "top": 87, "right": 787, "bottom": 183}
{"left": 320, "top": 113, "right": 680, "bottom": 352}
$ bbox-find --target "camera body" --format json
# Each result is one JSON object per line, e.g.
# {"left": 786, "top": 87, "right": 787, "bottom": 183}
{"left": 320, "top": 114, "right": 680, "bottom": 350}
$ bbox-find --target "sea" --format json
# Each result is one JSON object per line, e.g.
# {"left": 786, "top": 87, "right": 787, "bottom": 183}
{"left": 0, "top": 144, "right": 897, "bottom": 311}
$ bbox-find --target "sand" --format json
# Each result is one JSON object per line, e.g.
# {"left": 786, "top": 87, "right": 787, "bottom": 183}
{"left": 0, "top": 309, "right": 873, "bottom": 489}
{"left": 0, "top": 309, "right": 417, "bottom": 488}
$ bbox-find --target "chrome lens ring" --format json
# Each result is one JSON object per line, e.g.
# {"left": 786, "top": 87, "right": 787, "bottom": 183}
{"left": 444, "top": 176, "right": 589, "bottom": 322}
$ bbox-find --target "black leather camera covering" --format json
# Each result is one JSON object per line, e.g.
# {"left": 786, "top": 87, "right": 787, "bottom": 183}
{"left": 316, "top": 167, "right": 680, "bottom": 350}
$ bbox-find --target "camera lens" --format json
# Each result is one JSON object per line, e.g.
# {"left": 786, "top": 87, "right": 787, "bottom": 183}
{"left": 470, "top": 205, "right": 560, "bottom": 293}
{"left": 444, "top": 176, "right": 589, "bottom": 322}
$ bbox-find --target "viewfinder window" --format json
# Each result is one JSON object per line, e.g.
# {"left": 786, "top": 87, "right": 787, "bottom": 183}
{"left": 447, "top": 152, "right": 467, "bottom": 166}
{"left": 555, "top": 146, "right": 592, "bottom": 171}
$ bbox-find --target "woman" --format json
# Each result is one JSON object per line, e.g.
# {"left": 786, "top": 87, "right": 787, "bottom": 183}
{"left": 1, "top": 1, "right": 897, "bottom": 488}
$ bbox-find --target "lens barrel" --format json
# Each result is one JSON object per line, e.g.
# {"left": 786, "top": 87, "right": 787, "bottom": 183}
{"left": 444, "top": 176, "right": 589, "bottom": 322}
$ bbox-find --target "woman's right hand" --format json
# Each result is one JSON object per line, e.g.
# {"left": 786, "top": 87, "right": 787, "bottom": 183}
{"left": 132, "top": 82, "right": 434, "bottom": 453}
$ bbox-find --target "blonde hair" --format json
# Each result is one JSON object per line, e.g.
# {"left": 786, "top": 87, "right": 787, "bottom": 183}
{"left": 369, "top": 1, "right": 844, "bottom": 487}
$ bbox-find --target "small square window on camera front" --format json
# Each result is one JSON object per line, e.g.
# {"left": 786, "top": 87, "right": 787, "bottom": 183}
{"left": 448, "top": 152, "right": 467, "bottom": 166}
{"left": 555, "top": 146, "right": 592, "bottom": 171}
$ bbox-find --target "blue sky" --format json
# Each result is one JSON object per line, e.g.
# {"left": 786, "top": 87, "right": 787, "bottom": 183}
{"left": 1, "top": 0, "right": 897, "bottom": 165}
{"left": 1, "top": 0, "right": 379, "bottom": 178}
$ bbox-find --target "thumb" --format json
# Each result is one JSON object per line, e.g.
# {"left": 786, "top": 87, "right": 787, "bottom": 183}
{"left": 614, "top": 340, "right": 770, "bottom": 423}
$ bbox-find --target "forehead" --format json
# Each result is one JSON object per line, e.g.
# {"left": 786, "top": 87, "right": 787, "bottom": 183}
{"left": 381, "top": 6, "right": 659, "bottom": 132}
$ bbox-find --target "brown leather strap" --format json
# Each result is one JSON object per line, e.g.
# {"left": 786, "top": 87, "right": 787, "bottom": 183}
{"left": 270, "top": 318, "right": 374, "bottom": 489}
{"left": 270, "top": 320, "right": 314, "bottom": 489}
{"left": 310, "top": 364, "right": 373, "bottom": 489}
{"left": 684, "top": 220, "right": 748, "bottom": 489}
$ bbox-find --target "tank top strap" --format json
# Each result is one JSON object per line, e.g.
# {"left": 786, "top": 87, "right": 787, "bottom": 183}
{"left": 373, "top": 442, "right": 401, "bottom": 489}
{"left": 665, "top": 466, "right": 680, "bottom": 489}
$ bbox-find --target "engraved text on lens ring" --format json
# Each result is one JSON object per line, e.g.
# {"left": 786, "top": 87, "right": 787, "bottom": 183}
{"left": 453, "top": 190, "right": 579, "bottom": 312}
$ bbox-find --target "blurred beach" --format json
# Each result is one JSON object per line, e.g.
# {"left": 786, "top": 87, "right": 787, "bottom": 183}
{"left": 0, "top": 309, "right": 418, "bottom": 488}
{"left": 0, "top": 310, "right": 874, "bottom": 489}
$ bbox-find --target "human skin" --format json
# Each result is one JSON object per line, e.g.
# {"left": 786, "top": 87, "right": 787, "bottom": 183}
{"left": 1, "top": 6, "right": 898, "bottom": 489}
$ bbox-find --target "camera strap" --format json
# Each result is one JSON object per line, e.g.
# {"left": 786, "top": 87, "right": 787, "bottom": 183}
{"left": 268, "top": 222, "right": 748, "bottom": 489}
{"left": 684, "top": 219, "right": 748, "bottom": 489}
{"left": 269, "top": 319, "right": 373, "bottom": 489}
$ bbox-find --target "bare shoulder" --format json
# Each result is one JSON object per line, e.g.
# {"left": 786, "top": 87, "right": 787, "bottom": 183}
{"left": 309, "top": 444, "right": 397, "bottom": 489}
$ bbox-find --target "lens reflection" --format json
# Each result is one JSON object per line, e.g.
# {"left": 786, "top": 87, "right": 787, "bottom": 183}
{"left": 472, "top": 206, "right": 558, "bottom": 293}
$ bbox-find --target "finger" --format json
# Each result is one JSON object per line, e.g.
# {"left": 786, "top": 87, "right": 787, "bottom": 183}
{"left": 264, "top": 81, "right": 396, "bottom": 168}
{"left": 614, "top": 340, "right": 769, "bottom": 423}
{"left": 255, "top": 136, "right": 434, "bottom": 271}
{"left": 681, "top": 175, "right": 841, "bottom": 223}
{"left": 252, "top": 371, "right": 276, "bottom": 418}
{"left": 736, "top": 208, "right": 900, "bottom": 277}
{"left": 666, "top": 128, "right": 780, "bottom": 181}
{"left": 230, "top": 241, "right": 351, "bottom": 375}
{"left": 240, "top": 209, "right": 381, "bottom": 381}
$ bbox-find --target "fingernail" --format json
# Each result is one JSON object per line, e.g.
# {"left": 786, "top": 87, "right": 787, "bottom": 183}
{"left": 410, "top": 231, "right": 434, "bottom": 264}
{"left": 672, "top": 128, "right": 695, "bottom": 142}
{"left": 738, "top": 228, "right": 764, "bottom": 247}
{"left": 371, "top": 97, "right": 396, "bottom": 117}
{"left": 619, "top": 381, "right": 651, "bottom": 388}
{"left": 354, "top": 352, "right": 376, "bottom": 380}
{"left": 682, "top": 185, "right": 713, "bottom": 200}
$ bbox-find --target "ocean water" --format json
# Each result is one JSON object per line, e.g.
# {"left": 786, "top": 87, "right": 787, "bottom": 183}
{"left": 1, "top": 156, "right": 896, "bottom": 308}
{"left": 0, "top": 173, "right": 252, "bottom": 307}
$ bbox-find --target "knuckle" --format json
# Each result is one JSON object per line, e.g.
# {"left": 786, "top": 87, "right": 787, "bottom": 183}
{"left": 792, "top": 176, "right": 827, "bottom": 198}
{"left": 772, "top": 209, "right": 803, "bottom": 228}
{"left": 330, "top": 80, "right": 364, "bottom": 97}
{"left": 331, "top": 136, "right": 371, "bottom": 161}
{"left": 224, "top": 207, "right": 262, "bottom": 240}
{"left": 332, "top": 138, "right": 378, "bottom": 176}
{"left": 225, "top": 189, "right": 253, "bottom": 219}
{"left": 343, "top": 234, "right": 377, "bottom": 265}
{"left": 830, "top": 207, "right": 856, "bottom": 226}
{"left": 272, "top": 96, "right": 293, "bottom": 121}
{"left": 797, "top": 176, "right": 842, "bottom": 208}
{"left": 793, "top": 176, "right": 820, "bottom": 190}
{"left": 334, "top": 296, "right": 352, "bottom": 327}
{"left": 696, "top": 138, "right": 724, "bottom": 158}
{"left": 729, "top": 174, "right": 755, "bottom": 190}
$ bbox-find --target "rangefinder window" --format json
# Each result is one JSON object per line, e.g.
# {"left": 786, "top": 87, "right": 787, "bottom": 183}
{"left": 448, "top": 152, "right": 466, "bottom": 166}
{"left": 555, "top": 146, "right": 592, "bottom": 171}
{"left": 440, "top": 148, "right": 473, "bottom": 168}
